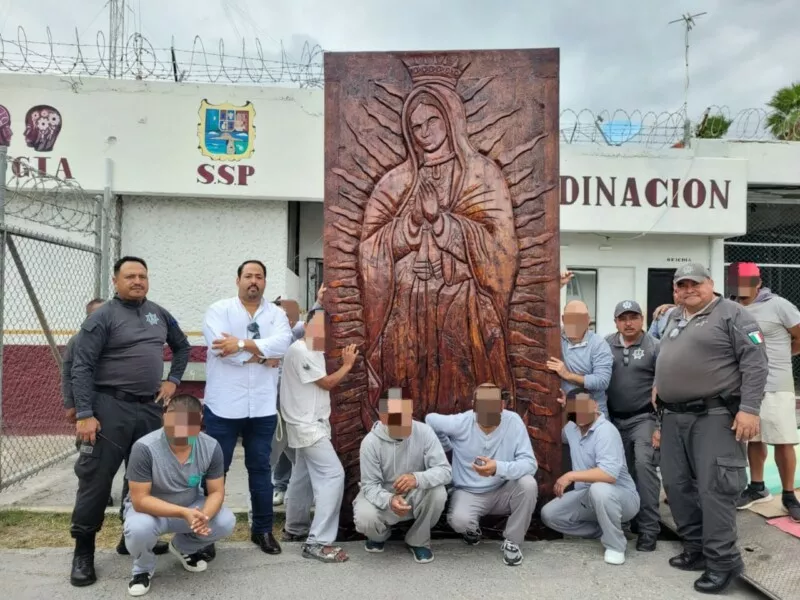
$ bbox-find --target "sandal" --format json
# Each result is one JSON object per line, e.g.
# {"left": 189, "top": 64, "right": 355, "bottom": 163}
{"left": 301, "top": 543, "right": 349, "bottom": 563}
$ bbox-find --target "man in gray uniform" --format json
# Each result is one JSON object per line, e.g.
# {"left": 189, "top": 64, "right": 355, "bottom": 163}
{"left": 69, "top": 256, "right": 190, "bottom": 587}
{"left": 62, "top": 298, "right": 104, "bottom": 424}
{"left": 604, "top": 300, "right": 660, "bottom": 552}
{"left": 655, "top": 262, "right": 766, "bottom": 595}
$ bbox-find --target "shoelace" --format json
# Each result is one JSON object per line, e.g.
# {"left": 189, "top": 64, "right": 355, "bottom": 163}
{"left": 503, "top": 541, "right": 520, "bottom": 552}
{"left": 131, "top": 574, "right": 149, "bottom": 585}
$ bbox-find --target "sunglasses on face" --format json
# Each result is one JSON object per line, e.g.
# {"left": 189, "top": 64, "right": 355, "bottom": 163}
{"left": 247, "top": 321, "right": 261, "bottom": 340}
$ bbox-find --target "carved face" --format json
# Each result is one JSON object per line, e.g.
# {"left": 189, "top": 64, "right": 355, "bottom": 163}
{"left": 410, "top": 102, "right": 448, "bottom": 153}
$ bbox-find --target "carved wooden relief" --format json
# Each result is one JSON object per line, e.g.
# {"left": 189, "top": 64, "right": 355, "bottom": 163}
{"left": 323, "top": 50, "right": 561, "bottom": 539}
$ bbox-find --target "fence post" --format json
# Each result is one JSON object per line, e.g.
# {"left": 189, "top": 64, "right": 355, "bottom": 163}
{"left": 94, "top": 194, "right": 103, "bottom": 299}
{"left": 0, "top": 146, "right": 7, "bottom": 473}
{"left": 100, "top": 158, "right": 113, "bottom": 297}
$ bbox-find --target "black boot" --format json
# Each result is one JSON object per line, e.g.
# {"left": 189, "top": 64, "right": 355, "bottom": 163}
{"left": 694, "top": 567, "right": 743, "bottom": 594}
{"left": 70, "top": 535, "right": 97, "bottom": 587}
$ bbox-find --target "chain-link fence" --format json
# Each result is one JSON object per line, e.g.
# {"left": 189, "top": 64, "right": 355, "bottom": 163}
{"left": 725, "top": 201, "right": 800, "bottom": 386}
{"left": 0, "top": 148, "right": 108, "bottom": 490}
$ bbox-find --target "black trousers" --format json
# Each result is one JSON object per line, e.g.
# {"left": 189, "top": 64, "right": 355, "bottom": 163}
{"left": 70, "top": 393, "right": 161, "bottom": 538}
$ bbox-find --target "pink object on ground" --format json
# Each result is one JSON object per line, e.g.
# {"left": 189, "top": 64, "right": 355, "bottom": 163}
{"left": 766, "top": 516, "right": 800, "bottom": 539}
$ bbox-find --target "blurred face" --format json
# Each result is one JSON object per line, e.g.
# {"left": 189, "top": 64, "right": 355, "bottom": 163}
{"left": 306, "top": 313, "right": 325, "bottom": 351}
{"left": 113, "top": 261, "right": 148, "bottom": 301}
{"left": 566, "top": 393, "right": 597, "bottom": 428}
{"left": 731, "top": 276, "right": 761, "bottom": 306}
{"left": 675, "top": 278, "right": 715, "bottom": 311}
{"left": 163, "top": 407, "right": 202, "bottom": 447}
{"left": 380, "top": 397, "right": 414, "bottom": 438}
{"left": 615, "top": 312, "right": 642, "bottom": 338}
{"left": 280, "top": 299, "right": 300, "bottom": 327}
{"left": 474, "top": 384, "right": 503, "bottom": 428}
{"left": 238, "top": 263, "right": 266, "bottom": 302}
{"left": 563, "top": 302, "right": 590, "bottom": 339}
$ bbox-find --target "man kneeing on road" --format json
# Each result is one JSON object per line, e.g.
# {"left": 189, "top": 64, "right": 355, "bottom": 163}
{"left": 123, "top": 394, "right": 235, "bottom": 597}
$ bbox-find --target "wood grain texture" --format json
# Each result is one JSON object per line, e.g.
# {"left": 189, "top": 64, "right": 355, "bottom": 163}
{"left": 323, "top": 49, "right": 561, "bottom": 540}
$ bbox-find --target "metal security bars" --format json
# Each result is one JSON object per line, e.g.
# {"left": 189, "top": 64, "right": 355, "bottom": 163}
{"left": 0, "top": 150, "right": 111, "bottom": 490}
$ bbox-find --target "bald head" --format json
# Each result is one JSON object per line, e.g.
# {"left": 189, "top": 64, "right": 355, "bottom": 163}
{"left": 563, "top": 300, "right": 590, "bottom": 340}
{"left": 564, "top": 300, "right": 588, "bottom": 315}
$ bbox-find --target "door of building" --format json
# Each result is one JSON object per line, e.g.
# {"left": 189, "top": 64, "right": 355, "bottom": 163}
{"left": 647, "top": 268, "right": 675, "bottom": 327}
{"left": 306, "top": 258, "right": 323, "bottom": 310}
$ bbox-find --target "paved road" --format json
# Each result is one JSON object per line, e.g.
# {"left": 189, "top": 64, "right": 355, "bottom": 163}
{"left": 3, "top": 539, "right": 762, "bottom": 600}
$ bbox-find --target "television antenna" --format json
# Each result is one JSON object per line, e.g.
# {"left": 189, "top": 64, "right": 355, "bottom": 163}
{"left": 669, "top": 12, "right": 707, "bottom": 124}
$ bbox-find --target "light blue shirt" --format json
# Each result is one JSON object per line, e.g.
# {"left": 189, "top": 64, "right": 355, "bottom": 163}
{"left": 560, "top": 330, "right": 614, "bottom": 416}
{"left": 425, "top": 410, "right": 537, "bottom": 494}
{"left": 648, "top": 306, "right": 677, "bottom": 340}
{"left": 562, "top": 414, "right": 637, "bottom": 495}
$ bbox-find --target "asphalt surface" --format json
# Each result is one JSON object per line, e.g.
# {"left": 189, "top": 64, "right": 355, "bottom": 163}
{"left": 2, "top": 539, "right": 763, "bottom": 600}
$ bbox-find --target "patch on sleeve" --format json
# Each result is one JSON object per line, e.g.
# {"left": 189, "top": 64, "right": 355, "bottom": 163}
{"left": 747, "top": 330, "right": 765, "bottom": 345}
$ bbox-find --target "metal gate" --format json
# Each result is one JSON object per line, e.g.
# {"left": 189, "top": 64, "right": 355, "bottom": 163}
{"left": 0, "top": 148, "right": 108, "bottom": 490}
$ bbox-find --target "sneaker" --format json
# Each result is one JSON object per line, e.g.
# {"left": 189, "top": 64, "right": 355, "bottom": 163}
{"left": 501, "top": 540, "right": 523, "bottom": 566}
{"left": 364, "top": 540, "right": 385, "bottom": 553}
{"left": 281, "top": 529, "right": 307, "bottom": 542}
{"left": 168, "top": 541, "right": 208, "bottom": 573}
{"left": 783, "top": 493, "right": 800, "bottom": 522}
{"left": 604, "top": 549, "right": 626, "bottom": 565}
{"left": 463, "top": 528, "right": 482, "bottom": 546}
{"left": 407, "top": 545, "right": 434, "bottom": 564}
{"left": 127, "top": 573, "right": 151, "bottom": 597}
{"left": 273, "top": 490, "right": 286, "bottom": 506}
{"left": 736, "top": 485, "right": 773, "bottom": 510}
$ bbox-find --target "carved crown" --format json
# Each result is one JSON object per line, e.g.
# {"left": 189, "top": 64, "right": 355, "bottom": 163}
{"left": 401, "top": 55, "right": 468, "bottom": 88}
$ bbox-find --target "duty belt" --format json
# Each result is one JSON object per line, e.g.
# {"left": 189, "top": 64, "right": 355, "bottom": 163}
{"left": 659, "top": 395, "right": 727, "bottom": 414}
{"left": 610, "top": 404, "right": 656, "bottom": 421}
{"left": 95, "top": 386, "right": 157, "bottom": 404}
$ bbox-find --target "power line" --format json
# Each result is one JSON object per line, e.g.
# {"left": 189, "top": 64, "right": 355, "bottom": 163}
{"left": 668, "top": 11, "right": 707, "bottom": 122}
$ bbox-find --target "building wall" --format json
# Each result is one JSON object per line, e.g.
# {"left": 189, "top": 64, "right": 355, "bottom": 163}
{"left": 120, "top": 196, "right": 289, "bottom": 338}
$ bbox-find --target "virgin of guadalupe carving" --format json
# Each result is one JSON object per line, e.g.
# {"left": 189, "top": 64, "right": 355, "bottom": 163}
{"left": 359, "top": 58, "right": 518, "bottom": 415}
{"left": 324, "top": 50, "right": 561, "bottom": 538}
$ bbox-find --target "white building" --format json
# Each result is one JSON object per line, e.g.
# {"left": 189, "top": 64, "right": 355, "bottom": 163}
{"left": 1, "top": 72, "right": 799, "bottom": 343}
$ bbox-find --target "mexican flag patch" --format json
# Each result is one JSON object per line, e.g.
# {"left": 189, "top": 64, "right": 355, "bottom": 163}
{"left": 747, "top": 331, "right": 764, "bottom": 345}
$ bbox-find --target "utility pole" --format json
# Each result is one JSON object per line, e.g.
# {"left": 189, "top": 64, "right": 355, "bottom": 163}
{"left": 669, "top": 11, "right": 706, "bottom": 145}
{"left": 107, "top": 0, "right": 126, "bottom": 78}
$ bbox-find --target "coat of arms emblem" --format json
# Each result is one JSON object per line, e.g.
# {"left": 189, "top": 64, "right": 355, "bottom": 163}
{"left": 197, "top": 100, "right": 256, "bottom": 161}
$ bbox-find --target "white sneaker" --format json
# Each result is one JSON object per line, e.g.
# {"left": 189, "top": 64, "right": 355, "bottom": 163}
{"left": 273, "top": 490, "right": 285, "bottom": 506}
{"left": 128, "top": 573, "right": 151, "bottom": 596}
{"left": 604, "top": 548, "right": 626, "bottom": 565}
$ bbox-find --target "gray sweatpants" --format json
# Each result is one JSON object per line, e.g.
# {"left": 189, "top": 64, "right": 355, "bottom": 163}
{"left": 284, "top": 436, "right": 344, "bottom": 546}
{"left": 123, "top": 501, "right": 236, "bottom": 576}
{"left": 540, "top": 482, "right": 640, "bottom": 552}
{"left": 447, "top": 475, "right": 538, "bottom": 544}
{"left": 353, "top": 486, "right": 447, "bottom": 548}
{"left": 614, "top": 413, "right": 660, "bottom": 537}
{"left": 660, "top": 409, "right": 747, "bottom": 572}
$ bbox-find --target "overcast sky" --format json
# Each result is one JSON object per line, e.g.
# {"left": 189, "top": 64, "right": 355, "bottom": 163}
{"left": 2, "top": 0, "right": 797, "bottom": 118}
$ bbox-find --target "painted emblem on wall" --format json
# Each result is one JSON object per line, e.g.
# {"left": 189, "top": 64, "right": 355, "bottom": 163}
{"left": 197, "top": 100, "right": 256, "bottom": 161}
{"left": 24, "top": 105, "right": 62, "bottom": 152}
{"left": 0, "top": 105, "right": 12, "bottom": 146}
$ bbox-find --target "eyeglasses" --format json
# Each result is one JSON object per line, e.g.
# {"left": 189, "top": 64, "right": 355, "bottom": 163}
{"left": 622, "top": 348, "right": 630, "bottom": 366}
{"left": 247, "top": 321, "right": 261, "bottom": 340}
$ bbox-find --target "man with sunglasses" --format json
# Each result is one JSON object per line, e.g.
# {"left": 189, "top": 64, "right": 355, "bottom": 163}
{"left": 202, "top": 260, "right": 293, "bottom": 557}
{"left": 604, "top": 300, "right": 660, "bottom": 553}
{"left": 655, "top": 262, "right": 767, "bottom": 595}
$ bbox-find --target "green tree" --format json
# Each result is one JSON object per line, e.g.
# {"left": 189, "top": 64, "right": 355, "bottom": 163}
{"left": 695, "top": 114, "right": 732, "bottom": 139}
{"left": 766, "top": 82, "right": 800, "bottom": 141}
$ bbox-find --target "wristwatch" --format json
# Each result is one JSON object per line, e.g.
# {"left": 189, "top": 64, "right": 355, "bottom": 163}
{"left": 258, "top": 357, "right": 267, "bottom": 365}
{"left": 237, "top": 340, "right": 245, "bottom": 351}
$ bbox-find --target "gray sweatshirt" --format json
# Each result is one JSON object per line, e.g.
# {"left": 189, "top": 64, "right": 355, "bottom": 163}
{"left": 358, "top": 420, "right": 452, "bottom": 511}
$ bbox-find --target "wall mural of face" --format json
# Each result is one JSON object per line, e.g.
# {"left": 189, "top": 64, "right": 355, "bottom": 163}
{"left": 24, "top": 105, "right": 63, "bottom": 152}
{"left": 0, "top": 105, "right": 12, "bottom": 146}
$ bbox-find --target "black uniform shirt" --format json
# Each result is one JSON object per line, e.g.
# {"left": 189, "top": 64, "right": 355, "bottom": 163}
{"left": 71, "top": 295, "right": 190, "bottom": 419}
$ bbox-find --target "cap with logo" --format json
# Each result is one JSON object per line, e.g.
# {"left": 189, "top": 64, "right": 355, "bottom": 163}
{"left": 614, "top": 300, "right": 642, "bottom": 318}
{"left": 674, "top": 262, "right": 711, "bottom": 284}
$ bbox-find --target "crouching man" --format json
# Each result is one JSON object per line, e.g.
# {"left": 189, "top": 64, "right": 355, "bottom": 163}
{"left": 426, "top": 383, "right": 538, "bottom": 566}
{"left": 123, "top": 395, "right": 235, "bottom": 597}
{"left": 541, "top": 388, "right": 640, "bottom": 566}
{"left": 354, "top": 389, "right": 452, "bottom": 563}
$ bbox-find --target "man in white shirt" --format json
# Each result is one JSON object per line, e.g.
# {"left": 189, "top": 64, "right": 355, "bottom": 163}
{"left": 201, "top": 260, "right": 293, "bottom": 556}
{"left": 280, "top": 308, "right": 358, "bottom": 563}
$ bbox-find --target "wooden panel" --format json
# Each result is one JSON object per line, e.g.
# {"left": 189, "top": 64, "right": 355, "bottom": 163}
{"left": 323, "top": 49, "right": 561, "bottom": 538}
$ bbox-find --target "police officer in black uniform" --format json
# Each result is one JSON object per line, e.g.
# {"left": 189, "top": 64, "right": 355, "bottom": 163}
{"left": 69, "top": 256, "right": 190, "bottom": 587}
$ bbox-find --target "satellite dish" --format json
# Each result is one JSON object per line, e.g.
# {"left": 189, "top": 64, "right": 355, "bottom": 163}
{"left": 601, "top": 120, "right": 642, "bottom": 145}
